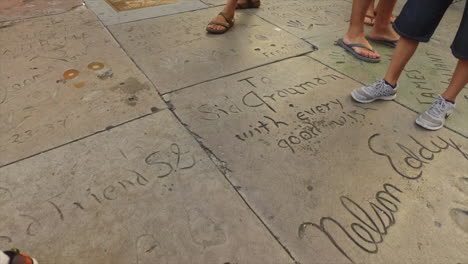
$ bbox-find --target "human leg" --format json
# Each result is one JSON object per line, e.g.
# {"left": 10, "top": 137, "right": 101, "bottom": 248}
{"left": 416, "top": 59, "right": 468, "bottom": 130}
{"left": 367, "top": 0, "right": 399, "bottom": 42}
{"left": 384, "top": 37, "right": 419, "bottom": 86}
{"left": 350, "top": 36, "right": 418, "bottom": 103}
{"left": 352, "top": 0, "right": 453, "bottom": 103}
{"left": 342, "top": 0, "right": 380, "bottom": 60}
{"left": 442, "top": 60, "right": 468, "bottom": 101}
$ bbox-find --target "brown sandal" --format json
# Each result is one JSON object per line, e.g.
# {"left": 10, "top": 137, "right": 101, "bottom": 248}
{"left": 206, "top": 12, "right": 235, "bottom": 34}
{"left": 236, "top": 0, "right": 261, "bottom": 9}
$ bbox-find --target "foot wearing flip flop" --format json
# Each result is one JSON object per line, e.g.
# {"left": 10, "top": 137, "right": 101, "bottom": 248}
{"left": 367, "top": 24, "right": 400, "bottom": 47}
{"left": 206, "top": 11, "right": 235, "bottom": 34}
{"left": 340, "top": 34, "right": 381, "bottom": 62}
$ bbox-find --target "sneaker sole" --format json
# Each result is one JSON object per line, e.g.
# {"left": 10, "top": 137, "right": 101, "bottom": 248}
{"left": 415, "top": 112, "right": 452, "bottom": 131}
{"left": 415, "top": 118, "right": 443, "bottom": 131}
{"left": 351, "top": 91, "right": 396, "bottom": 104}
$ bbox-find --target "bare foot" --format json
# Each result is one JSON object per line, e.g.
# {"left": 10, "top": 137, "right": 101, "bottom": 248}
{"left": 343, "top": 34, "right": 380, "bottom": 59}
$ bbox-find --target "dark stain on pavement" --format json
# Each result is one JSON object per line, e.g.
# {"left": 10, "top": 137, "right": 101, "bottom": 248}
{"left": 111, "top": 77, "right": 149, "bottom": 106}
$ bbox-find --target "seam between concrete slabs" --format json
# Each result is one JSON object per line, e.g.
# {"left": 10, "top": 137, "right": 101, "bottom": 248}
{"left": 0, "top": 111, "right": 158, "bottom": 170}
{"left": 4, "top": 5, "right": 303, "bottom": 261}
{"left": 161, "top": 50, "right": 316, "bottom": 96}
{"left": 168, "top": 107, "right": 300, "bottom": 264}
{"left": 0, "top": 6, "right": 170, "bottom": 169}
{"left": 98, "top": 5, "right": 310, "bottom": 260}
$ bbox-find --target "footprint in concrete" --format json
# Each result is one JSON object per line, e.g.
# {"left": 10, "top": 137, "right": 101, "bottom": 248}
{"left": 450, "top": 209, "right": 468, "bottom": 234}
{"left": 0, "top": 186, "right": 12, "bottom": 204}
{"left": 454, "top": 177, "right": 468, "bottom": 194}
{"left": 187, "top": 208, "right": 226, "bottom": 249}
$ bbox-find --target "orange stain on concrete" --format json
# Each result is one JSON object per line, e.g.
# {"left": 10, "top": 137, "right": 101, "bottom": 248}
{"left": 63, "top": 69, "right": 80, "bottom": 80}
{"left": 74, "top": 82, "right": 86, "bottom": 88}
{"left": 88, "top": 62, "right": 105, "bottom": 71}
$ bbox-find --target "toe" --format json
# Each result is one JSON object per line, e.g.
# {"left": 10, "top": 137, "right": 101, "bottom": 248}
{"left": 208, "top": 24, "right": 217, "bottom": 31}
{"left": 373, "top": 50, "right": 381, "bottom": 58}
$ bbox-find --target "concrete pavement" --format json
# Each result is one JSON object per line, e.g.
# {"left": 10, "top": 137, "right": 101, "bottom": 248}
{"left": 0, "top": 0, "right": 467, "bottom": 263}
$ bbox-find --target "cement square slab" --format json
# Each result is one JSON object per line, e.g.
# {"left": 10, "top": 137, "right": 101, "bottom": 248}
{"left": 307, "top": 31, "right": 468, "bottom": 137}
{"left": 108, "top": 7, "right": 313, "bottom": 93}
{"left": 0, "top": 110, "right": 292, "bottom": 264}
{"left": 253, "top": 0, "right": 353, "bottom": 39}
{"left": 167, "top": 56, "right": 468, "bottom": 263}
{"left": 0, "top": 7, "right": 165, "bottom": 167}
{"left": 84, "top": 0, "right": 207, "bottom": 25}
{"left": 0, "top": 0, "right": 83, "bottom": 22}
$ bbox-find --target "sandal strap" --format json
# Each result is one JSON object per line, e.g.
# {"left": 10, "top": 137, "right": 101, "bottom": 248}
{"left": 346, "top": 43, "right": 375, "bottom": 52}
{"left": 208, "top": 21, "right": 230, "bottom": 28}
{"left": 218, "top": 12, "right": 234, "bottom": 27}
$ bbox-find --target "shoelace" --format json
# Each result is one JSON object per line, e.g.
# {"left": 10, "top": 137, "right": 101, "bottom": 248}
{"left": 364, "top": 80, "right": 385, "bottom": 95}
{"left": 427, "top": 97, "right": 447, "bottom": 117}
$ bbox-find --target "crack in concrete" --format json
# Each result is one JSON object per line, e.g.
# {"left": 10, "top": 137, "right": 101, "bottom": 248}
{"left": 164, "top": 101, "right": 299, "bottom": 263}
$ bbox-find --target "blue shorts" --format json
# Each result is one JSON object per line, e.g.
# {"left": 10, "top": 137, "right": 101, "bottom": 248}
{"left": 393, "top": 0, "right": 468, "bottom": 60}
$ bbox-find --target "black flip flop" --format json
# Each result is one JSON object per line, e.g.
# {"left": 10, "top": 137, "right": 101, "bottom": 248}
{"left": 366, "top": 35, "right": 399, "bottom": 48}
{"left": 336, "top": 38, "right": 381, "bottom": 63}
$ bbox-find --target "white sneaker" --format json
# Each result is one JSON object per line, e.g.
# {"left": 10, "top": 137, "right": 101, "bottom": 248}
{"left": 416, "top": 95, "right": 455, "bottom": 131}
{"left": 351, "top": 79, "right": 397, "bottom": 103}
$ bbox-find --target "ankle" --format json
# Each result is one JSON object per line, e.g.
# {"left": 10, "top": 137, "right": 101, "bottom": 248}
{"left": 384, "top": 78, "right": 397, "bottom": 88}
{"left": 346, "top": 28, "right": 365, "bottom": 39}
{"left": 441, "top": 94, "right": 456, "bottom": 104}
{"left": 371, "top": 26, "right": 392, "bottom": 35}
{"left": 222, "top": 8, "right": 235, "bottom": 17}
